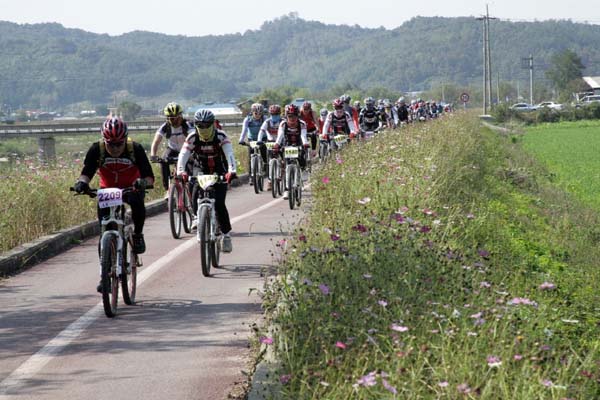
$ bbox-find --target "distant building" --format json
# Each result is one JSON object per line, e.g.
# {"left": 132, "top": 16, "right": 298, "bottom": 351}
{"left": 582, "top": 76, "right": 600, "bottom": 95}
{"left": 186, "top": 103, "right": 242, "bottom": 117}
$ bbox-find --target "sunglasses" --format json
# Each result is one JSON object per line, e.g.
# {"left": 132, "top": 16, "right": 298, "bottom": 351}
{"left": 195, "top": 122, "right": 213, "bottom": 129}
{"left": 167, "top": 116, "right": 181, "bottom": 121}
{"left": 106, "top": 141, "right": 125, "bottom": 147}
{"left": 287, "top": 114, "right": 298, "bottom": 118}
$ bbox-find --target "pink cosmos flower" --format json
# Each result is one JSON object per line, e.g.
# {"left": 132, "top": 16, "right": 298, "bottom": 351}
{"left": 335, "top": 341, "right": 346, "bottom": 349}
{"left": 330, "top": 234, "right": 340, "bottom": 241}
{"left": 487, "top": 356, "right": 502, "bottom": 367}
{"left": 280, "top": 374, "right": 292, "bottom": 384}
{"left": 378, "top": 300, "right": 388, "bottom": 307}
{"left": 508, "top": 297, "right": 538, "bottom": 307}
{"left": 298, "top": 234, "right": 306, "bottom": 242}
{"left": 457, "top": 383, "right": 471, "bottom": 394}
{"left": 356, "top": 371, "right": 377, "bottom": 387}
{"left": 336, "top": 157, "right": 343, "bottom": 164}
{"left": 480, "top": 281, "right": 492, "bottom": 288}
{"left": 438, "top": 381, "right": 449, "bottom": 388}
{"left": 478, "top": 249, "right": 490, "bottom": 258}
{"left": 319, "top": 284, "right": 330, "bottom": 295}
{"left": 542, "top": 379, "right": 553, "bottom": 387}
{"left": 513, "top": 354, "right": 523, "bottom": 361}
{"left": 539, "top": 282, "right": 556, "bottom": 290}
{"left": 260, "top": 336, "right": 273, "bottom": 345}
{"left": 382, "top": 379, "right": 397, "bottom": 394}
{"left": 352, "top": 224, "right": 368, "bottom": 233}
{"left": 322, "top": 176, "right": 330, "bottom": 184}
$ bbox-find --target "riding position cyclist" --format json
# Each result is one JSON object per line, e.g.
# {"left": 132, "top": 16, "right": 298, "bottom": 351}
{"left": 396, "top": 97, "right": 410, "bottom": 125}
{"left": 341, "top": 94, "right": 360, "bottom": 132}
{"left": 299, "top": 101, "right": 319, "bottom": 159}
{"left": 150, "top": 102, "right": 194, "bottom": 192}
{"left": 239, "top": 102, "right": 267, "bottom": 184}
{"left": 322, "top": 98, "right": 356, "bottom": 144}
{"left": 73, "top": 117, "right": 155, "bottom": 291}
{"left": 359, "top": 97, "right": 382, "bottom": 136}
{"left": 258, "top": 104, "right": 283, "bottom": 190}
{"left": 177, "top": 109, "right": 237, "bottom": 253}
{"left": 273, "top": 104, "right": 309, "bottom": 200}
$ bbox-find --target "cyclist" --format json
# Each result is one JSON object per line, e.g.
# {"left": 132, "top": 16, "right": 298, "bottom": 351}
{"left": 258, "top": 104, "right": 283, "bottom": 190}
{"left": 341, "top": 94, "right": 360, "bottom": 133}
{"left": 177, "top": 109, "right": 237, "bottom": 253}
{"left": 322, "top": 98, "right": 356, "bottom": 145}
{"left": 358, "top": 97, "right": 382, "bottom": 137}
{"left": 273, "top": 104, "right": 309, "bottom": 200}
{"left": 299, "top": 101, "right": 319, "bottom": 158}
{"left": 353, "top": 100, "right": 362, "bottom": 116}
{"left": 73, "top": 117, "right": 155, "bottom": 291}
{"left": 396, "top": 97, "right": 409, "bottom": 125}
{"left": 239, "top": 102, "right": 267, "bottom": 184}
{"left": 150, "top": 102, "right": 194, "bottom": 192}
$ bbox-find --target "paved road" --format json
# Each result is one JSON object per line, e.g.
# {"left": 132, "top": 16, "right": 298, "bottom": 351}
{"left": 0, "top": 182, "right": 308, "bottom": 399}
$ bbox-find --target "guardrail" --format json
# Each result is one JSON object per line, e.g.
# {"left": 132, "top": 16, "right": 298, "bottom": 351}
{"left": 0, "top": 116, "right": 245, "bottom": 138}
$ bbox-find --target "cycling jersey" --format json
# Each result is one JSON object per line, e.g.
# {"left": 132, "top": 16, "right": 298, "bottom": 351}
{"left": 178, "top": 129, "right": 237, "bottom": 176}
{"left": 299, "top": 109, "right": 318, "bottom": 132}
{"left": 359, "top": 108, "right": 381, "bottom": 131}
{"left": 155, "top": 119, "right": 192, "bottom": 151}
{"left": 258, "top": 117, "right": 281, "bottom": 142}
{"left": 80, "top": 141, "right": 154, "bottom": 189}
{"left": 275, "top": 120, "right": 308, "bottom": 147}
{"left": 239, "top": 114, "right": 267, "bottom": 142}
{"left": 322, "top": 111, "right": 355, "bottom": 135}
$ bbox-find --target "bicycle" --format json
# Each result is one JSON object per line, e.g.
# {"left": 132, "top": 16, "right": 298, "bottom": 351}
{"left": 266, "top": 142, "right": 284, "bottom": 198}
{"left": 244, "top": 141, "right": 266, "bottom": 194}
{"left": 71, "top": 185, "right": 151, "bottom": 318}
{"left": 196, "top": 174, "right": 226, "bottom": 277}
{"left": 283, "top": 146, "right": 303, "bottom": 210}
{"left": 153, "top": 156, "right": 196, "bottom": 239}
{"left": 318, "top": 134, "right": 331, "bottom": 164}
{"left": 332, "top": 134, "right": 348, "bottom": 152}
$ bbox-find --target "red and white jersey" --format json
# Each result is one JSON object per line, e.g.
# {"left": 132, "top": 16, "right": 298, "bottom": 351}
{"left": 275, "top": 120, "right": 308, "bottom": 147}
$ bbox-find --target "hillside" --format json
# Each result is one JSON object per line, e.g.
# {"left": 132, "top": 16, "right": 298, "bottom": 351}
{"left": 1, "top": 14, "right": 600, "bottom": 108}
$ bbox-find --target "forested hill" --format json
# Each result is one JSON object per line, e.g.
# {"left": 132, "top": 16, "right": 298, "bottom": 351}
{"left": 2, "top": 14, "right": 600, "bottom": 108}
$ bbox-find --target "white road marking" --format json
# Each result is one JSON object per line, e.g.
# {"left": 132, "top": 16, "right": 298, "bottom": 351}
{"left": 0, "top": 195, "right": 285, "bottom": 396}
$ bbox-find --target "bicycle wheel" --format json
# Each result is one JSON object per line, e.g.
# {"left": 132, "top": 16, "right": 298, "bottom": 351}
{"left": 296, "top": 166, "right": 302, "bottom": 206}
{"left": 319, "top": 143, "right": 327, "bottom": 163}
{"left": 270, "top": 159, "right": 278, "bottom": 198}
{"left": 251, "top": 156, "right": 259, "bottom": 194}
{"left": 100, "top": 233, "right": 119, "bottom": 318}
{"left": 198, "top": 207, "right": 211, "bottom": 277}
{"left": 121, "top": 236, "right": 137, "bottom": 305}
{"left": 210, "top": 218, "right": 221, "bottom": 269}
{"left": 258, "top": 159, "right": 265, "bottom": 192}
{"left": 278, "top": 162, "right": 284, "bottom": 196}
{"left": 168, "top": 184, "right": 182, "bottom": 239}
{"left": 182, "top": 185, "right": 194, "bottom": 234}
{"left": 287, "top": 164, "right": 296, "bottom": 210}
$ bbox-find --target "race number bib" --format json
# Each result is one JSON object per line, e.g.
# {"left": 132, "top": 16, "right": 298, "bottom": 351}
{"left": 97, "top": 188, "right": 123, "bottom": 209}
{"left": 197, "top": 174, "right": 218, "bottom": 190}
{"left": 284, "top": 146, "right": 299, "bottom": 158}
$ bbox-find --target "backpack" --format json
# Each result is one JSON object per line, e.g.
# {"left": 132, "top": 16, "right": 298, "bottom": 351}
{"left": 99, "top": 137, "right": 135, "bottom": 165}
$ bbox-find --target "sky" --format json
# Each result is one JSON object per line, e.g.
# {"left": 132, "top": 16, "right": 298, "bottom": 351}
{"left": 0, "top": 0, "right": 598, "bottom": 37}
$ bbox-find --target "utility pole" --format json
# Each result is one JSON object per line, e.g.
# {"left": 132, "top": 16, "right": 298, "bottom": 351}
{"left": 521, "top": 55, "right": 534, "bottom": 105}
{"left": 477, "top": 5, "right": 496, "bottom": 114}
{"left": 496, "top": 71, "right": 500, "bottom": 105}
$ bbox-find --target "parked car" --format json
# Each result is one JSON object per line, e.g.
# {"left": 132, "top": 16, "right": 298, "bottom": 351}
{"left": 510, "top": 103, "right": 536, "bottom": 112}
{"left": 536, "top": 101, "right": 563, "bottom": 111}
{"left": 581, "top": 95, "right": 600, "bottom": 105}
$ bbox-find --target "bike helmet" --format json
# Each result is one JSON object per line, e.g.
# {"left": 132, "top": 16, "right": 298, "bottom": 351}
{"left": 320, "top": 108, "right": 328, "bottom": 117}
{"left": 163, "top": 102, "right": 182, "bottom": 117}
{"left": 251, "top": 103, "right": 264, "bottom": 114}
{"left": 194, "top": 109, "right": 215, "bottom": 125}
{"left": 268, "top": 104, "right": 281, "bottom": 115}
{"left": 364, "top": 97, "right": 374, "bottom": 106}
{"left": 332, "top": 98, "right": 344, "bottom": 109}
{"left": 341, "top": 94, "right": 351, "bottom": 104}
{"left": 302, "top": 101, "right": 312, "bottom": 110}
{"left": 102, "top": 117, "right": 127, "bottom": 144}
{"left": 285, "top": 104, "right": 299, "bottom": 116}
{"left": 353, "top": 100, "right": 360, "bottom": 108}
{"left": 398, "top": 97, "right": 405, "bottom": 104}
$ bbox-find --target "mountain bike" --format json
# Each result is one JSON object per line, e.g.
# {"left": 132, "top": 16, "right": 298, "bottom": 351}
{"left": 154, "top": 156, "right": 196, "bottom": 239}
{"left": 284, "top": 146, "right": 303, "bottom": 210}
{"left": 318, "top": 134, "right": 331, "bottom": 164}
{"left": 266, "top": 142, "right": 283, "bottom": 198}
{"left": 332, "top": 134, "right": 347, "bottom": 152}
{"left": 244, "top": 141, "right": 266, "bottom": 194}
{"left": 71, "top": 185, "right": 151, "bottom": 318}
{"left": 196, "top": 174, "right": 225, "bottom": 277}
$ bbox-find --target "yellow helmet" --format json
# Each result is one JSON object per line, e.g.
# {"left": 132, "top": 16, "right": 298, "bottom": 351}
{"left": 163, "top": 102, "right": 183, "bottom": 117}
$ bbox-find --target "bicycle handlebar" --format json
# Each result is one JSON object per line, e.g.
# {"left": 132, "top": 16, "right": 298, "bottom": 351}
{"left": 70, "top": 184, "right": 154, "bottom": 198}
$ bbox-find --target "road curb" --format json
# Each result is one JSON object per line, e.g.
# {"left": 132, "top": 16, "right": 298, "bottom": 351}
{"left": 0, "top": 174, "right": 249, "bottom": 277}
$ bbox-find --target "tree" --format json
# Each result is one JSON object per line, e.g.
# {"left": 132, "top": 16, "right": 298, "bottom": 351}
{"left": 545, "top": 49, "right": 585, "bottom": 93}
{"left": 118, "top": 101, "right": 142, "bottom": 121}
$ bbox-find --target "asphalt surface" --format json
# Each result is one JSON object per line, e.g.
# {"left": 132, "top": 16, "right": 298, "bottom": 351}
{"left": 0, "top": 181, "right": 308, "bottom": 399}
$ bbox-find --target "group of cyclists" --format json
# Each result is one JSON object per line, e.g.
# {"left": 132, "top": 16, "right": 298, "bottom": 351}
{"left": 72, "top": 94, "right": 451, "bottom": 292}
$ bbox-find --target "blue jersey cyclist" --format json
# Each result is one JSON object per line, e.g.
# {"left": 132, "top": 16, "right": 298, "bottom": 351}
{"left": 238, "top": 102, "right": 267, "bottom": 184}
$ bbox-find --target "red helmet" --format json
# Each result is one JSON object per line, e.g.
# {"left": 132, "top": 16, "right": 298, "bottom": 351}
{"left": 302, "top": 101, "right": 312, "bottom": 110}
{"left": 101, "top": 117, "right": 127, "bottom": 143}
{"left": 269, "top": 104, "right": 281, "bottom": 115}
{"left": 285, "top": 104, "right": 299, "bottom": 116}
{"left": 332, "top": 98, "right": 344, "bottom": 109}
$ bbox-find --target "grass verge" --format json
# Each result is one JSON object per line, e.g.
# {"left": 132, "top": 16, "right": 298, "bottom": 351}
{"left": 261, "top": 113, "right": 600, "bottom": 399}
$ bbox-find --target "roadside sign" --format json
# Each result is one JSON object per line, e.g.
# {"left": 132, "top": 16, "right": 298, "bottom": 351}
{"left": 460, "top": 93, "right": 470, "bottom": 103}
